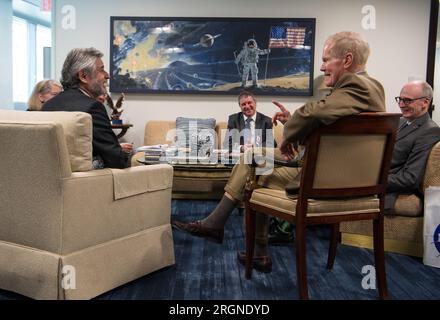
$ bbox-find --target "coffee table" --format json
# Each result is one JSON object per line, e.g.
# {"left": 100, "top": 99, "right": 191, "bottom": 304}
{"left": 137, "top": 158, "right": 235, "bottom": 199}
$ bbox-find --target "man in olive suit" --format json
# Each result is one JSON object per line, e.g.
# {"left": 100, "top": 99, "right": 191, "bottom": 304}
{"left": 173, "top": 31, "right": 386, "bottom": 272}
{"left": 270, "top": 80, "right": 440, "bottom": 244}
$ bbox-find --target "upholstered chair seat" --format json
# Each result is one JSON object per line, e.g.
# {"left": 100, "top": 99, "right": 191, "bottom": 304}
{"left": 251, "top": 188, "right": 379, "bottom": 217}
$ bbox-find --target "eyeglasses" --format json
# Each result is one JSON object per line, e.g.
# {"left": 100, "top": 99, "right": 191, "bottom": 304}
{"left": 395, "top": 96, "right": 427, "bottom": 105}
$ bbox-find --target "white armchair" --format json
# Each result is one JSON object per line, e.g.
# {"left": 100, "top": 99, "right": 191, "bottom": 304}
{"left": 0, "top": 110, "right": 175, "bottom": 299}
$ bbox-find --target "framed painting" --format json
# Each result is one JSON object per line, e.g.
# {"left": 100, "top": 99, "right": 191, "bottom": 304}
{"left": 110, "top": 16, "right": 316, "bottom": 96}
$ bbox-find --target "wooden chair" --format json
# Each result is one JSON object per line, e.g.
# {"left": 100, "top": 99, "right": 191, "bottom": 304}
{"left": 244, "top": 112, "right": 400, "bottom": 299}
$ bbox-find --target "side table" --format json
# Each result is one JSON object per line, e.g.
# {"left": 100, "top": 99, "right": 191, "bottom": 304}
{"left": 111, "top": 123, "right": 133, "bottom": 139}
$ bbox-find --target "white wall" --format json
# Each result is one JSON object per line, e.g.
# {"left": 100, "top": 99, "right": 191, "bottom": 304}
{"left": 52, "top": 0, "right": 431, "bottom": 146}
{"left": 0, "top": 0, "right": 13, "bottom": 109}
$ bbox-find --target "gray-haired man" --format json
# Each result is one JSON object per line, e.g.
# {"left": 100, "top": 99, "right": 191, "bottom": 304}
{"left": 43, "top": 47, "right": 131, "bottom": 168}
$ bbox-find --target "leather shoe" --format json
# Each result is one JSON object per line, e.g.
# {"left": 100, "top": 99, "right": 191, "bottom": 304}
{"left": 237, "top": 251, "right": 272, "bottom": 273}
{"left": 172, "top": 220, "right": 224, "bottom": 244}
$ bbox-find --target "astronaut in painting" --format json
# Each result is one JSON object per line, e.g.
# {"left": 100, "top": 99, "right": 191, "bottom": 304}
{"left": 235, "top": 39, "right": 270, "bottom": 87}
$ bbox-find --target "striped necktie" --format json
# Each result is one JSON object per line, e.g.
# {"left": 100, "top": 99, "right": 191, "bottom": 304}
{"left": 244, "top": 117, "right": 253, "bottom": 144}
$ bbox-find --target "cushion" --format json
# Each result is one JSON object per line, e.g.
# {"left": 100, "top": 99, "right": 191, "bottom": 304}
{"left": 0, "top": 110, "right": 92, "bottom": 172}
{"left": 175, "top": 117, "right": 216, "bottom": 157}
{"left": 340, "top": 215, "right": 423, "bottom": 242}
{"left": 250, "top": 188, "right": 379, "bottom": 217}
{"left": 389, "top": 194, "right": 423, "bottom": 217}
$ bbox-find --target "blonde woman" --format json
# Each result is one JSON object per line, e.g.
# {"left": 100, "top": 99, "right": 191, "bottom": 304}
{"left": 27, "top": 80, "right": 63, "bottom": 111}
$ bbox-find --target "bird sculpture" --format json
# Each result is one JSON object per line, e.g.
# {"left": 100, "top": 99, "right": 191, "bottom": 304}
{"left": 106, "top": 93, "right": 125, "bottom": 123}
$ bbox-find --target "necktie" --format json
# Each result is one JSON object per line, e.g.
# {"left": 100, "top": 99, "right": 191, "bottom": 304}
{"left": 244, "top": 118, "right": 253, "bottom": 145}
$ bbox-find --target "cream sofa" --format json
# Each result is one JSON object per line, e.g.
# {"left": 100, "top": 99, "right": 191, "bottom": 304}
{"left": 0, "top": 110, "right": 175, "bottom": 299}
{"left": 340, "top": 141, "right": 440, "bottom": 257}
{"left": 132, "top": 120, "right": 283, "bottom": 199}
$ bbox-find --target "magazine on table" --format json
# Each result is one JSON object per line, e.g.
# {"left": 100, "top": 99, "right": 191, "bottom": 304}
{"left": 135, "top": 144, "right": 169, "bottom": 153}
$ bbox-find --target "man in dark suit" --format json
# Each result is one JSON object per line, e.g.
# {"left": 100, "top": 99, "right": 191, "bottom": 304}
{"left": 386, "top": 81, "right": 440, "bottom": 210}
{"left": 173, "top": 31, "right": 386, "bottom": 272}
{"left": 224, "top": 91, "right": 276, "bottom": 153}
{"left": 43, "top": 48, "right": 132, "bottom": 169}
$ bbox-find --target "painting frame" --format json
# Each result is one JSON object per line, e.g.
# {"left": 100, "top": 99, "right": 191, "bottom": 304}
{"left": 110, "top": 16, "right": 316, "bottom": 96}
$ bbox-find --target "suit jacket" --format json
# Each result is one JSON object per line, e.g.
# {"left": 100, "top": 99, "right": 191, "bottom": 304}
{"left": 385, "top": 113, "right": 440, "bottom": 209}
{"left": 224, "top": 111, "right": 276, "bottom": 152}
{"left": 42, "top": 88, "right": 129, "bottom": 169}
{"left": 283, "top": 71, "right": 386, "bottom": 194}
{"left": 283, "top": 71, "right": 386, "bottom": 143}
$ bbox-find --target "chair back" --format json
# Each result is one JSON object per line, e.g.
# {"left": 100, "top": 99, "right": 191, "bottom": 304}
{"left": 144, "top": 121, "right": 177, "bottom": 146}
{"left": 299, "top": 113, "right": 400, "bottom": 200}
{"left": 0, "top": 118, "right": 72, "bottom": 250}
{"left": 0, "top": 110, "right": 93, "bottom": 172}
{"left": 217, "top": 122, "right": 228, "bottom": 150}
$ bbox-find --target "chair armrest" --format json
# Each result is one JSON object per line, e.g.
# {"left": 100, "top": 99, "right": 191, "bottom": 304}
{"left": 110, "top": 165, "right": 173, "bottom": 199}
{"left": 61, "top": 164, "right": 174, "bottom": 254}
{"left": 131, "top": 151, "right": 145, "bottom": 167}
{"left": 68, "top": 165, "right": 173, "bottom": 200}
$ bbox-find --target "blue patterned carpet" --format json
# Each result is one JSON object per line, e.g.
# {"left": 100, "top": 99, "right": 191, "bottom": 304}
{"left": 1, "top": 199, "right": 440, "bottom": 301}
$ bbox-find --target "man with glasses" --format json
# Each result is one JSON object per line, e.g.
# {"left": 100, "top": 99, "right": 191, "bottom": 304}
{"left": 386, "top": 80, "right": 440, "bottom": 210}
{"left": 268, "top": 80, "right": 440, "bottom": 244}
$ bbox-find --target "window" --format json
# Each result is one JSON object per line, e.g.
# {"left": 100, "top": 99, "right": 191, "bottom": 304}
{"left": 12, "top": 15, "right": 52, "bottom": 109}
{"left": 12, "top": 16, "right": 29, "bottom": 104}
{"left": 36, "top": 24, "right": 51, "bottom": 82}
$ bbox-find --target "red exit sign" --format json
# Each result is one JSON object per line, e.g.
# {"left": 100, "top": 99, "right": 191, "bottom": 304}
{"left": 41, "top": 0, "right": 51, "bottom": 11}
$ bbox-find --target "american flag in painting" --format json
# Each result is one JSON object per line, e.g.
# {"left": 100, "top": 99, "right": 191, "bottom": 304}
{"left": 269, "top": 26, "right": 306, "bottom": 48}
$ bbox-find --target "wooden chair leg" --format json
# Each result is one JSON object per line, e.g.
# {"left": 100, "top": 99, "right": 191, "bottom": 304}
{"left": 245, "top": 206, "right": 256, "bottom": 279}
{"left": 295, "top": 223, "right": 309, "bottom": 299}
{"left": 327, "top": 223, "right": 339, "bottom": 269}
{"left": 373, "top": 216, "right": 388, "bottom": 299}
